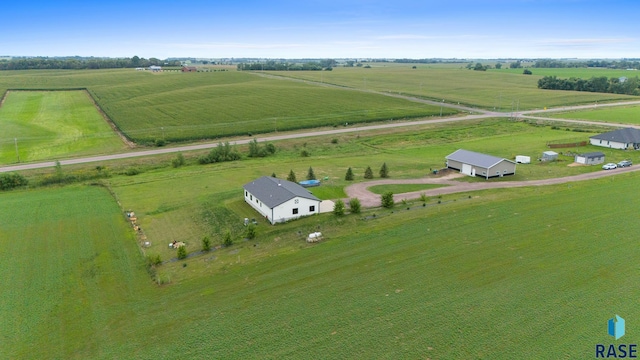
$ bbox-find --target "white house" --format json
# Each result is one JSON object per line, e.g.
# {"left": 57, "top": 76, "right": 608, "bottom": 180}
{"left": 243, "top": 176, "right": 321, "bottom": 224}
{"left": 590, "top": 128, "right": 640, "bottom": 150}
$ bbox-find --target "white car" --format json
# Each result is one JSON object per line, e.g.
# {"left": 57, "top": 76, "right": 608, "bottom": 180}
{"left": 602, "top": 163, "right": 617, "bottom": 170}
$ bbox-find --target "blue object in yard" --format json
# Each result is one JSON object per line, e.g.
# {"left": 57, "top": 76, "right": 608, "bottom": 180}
{"left": 299, "top": 180, "right": 320, "bottom": 187}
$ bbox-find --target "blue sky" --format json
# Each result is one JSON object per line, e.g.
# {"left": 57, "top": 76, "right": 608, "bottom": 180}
{"left": 2, "top": 0, "right": 638, "bottom": 59}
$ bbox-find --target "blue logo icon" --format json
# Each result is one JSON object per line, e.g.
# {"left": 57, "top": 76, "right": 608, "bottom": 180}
{"left": 608, "top": 315, "right": 625, "bottom": 340}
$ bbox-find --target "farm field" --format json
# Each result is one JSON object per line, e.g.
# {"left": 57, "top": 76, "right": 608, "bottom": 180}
{"left": 271, "top": 64, "right": 637, "bottom": 111}
{"left": 106, "top": 118, "right": 638, "bottom": 272}
{"left": 549, "top": 104, "right": 640, "bottom": 125}
{"left": 0, "top": 69, "right": 451, "bottom": 144}
{"left": 0, "top": 90, "right": 126, "bottom": 164}
{"left": 0, "top": 185, "right": 150, "bottom": 359}
{"left": 2, "top": 171, "right": 639, "bottom": 358}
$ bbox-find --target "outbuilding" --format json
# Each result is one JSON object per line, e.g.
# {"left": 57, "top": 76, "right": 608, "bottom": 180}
{"left": 575, "top": 152, "right": 605, "bottom": 165}
{"left": 590, "top": 128, "right": 640, "bottom": 150}
{"left": 243, "top": 176, "right": 321, "bottom": 225}
{"left": 445, "top": 149, "right": 516, "bottom": 179}
{"left": 541, "top": 151, "right": 558, "bottom": 161}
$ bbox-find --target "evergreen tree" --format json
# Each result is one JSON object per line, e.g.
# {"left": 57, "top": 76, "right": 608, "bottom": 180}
{"left": 364, "top": 166, "right": 374, "bottom": 179}
{"left": 307, "top": 167, "right": 316, "bottom": 180}
{"left": 287, "top": 170, "right": 297, "bottom": 182}
{"left": 349, "top": 198, "right": 361, "bottom": 214}
{"left": 345, "top": 167, "right": 354, "bottom": 181}
{"left": 379, "top": 162, "right": 389, "bottom": 178}
{"left": 333, "top": 199, "right": 345, "bottom": 216}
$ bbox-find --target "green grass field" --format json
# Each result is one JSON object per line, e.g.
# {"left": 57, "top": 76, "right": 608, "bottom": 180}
{"left": 3, "top": 172, "right": 639, "bottom": 358}
{"left": 0, "top": 90, "right": 126, "bottom": 164}
{"left": 550, "top": 105, "right": 640, "bottom": 125}
{"left": 368, "top": 183, "right": 447, "bottom": 195}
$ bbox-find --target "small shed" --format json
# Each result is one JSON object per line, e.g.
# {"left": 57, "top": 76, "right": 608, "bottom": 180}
{"left": 515, "top": 155, "right": 531, "bottom": 164}
{"left": 182, "top": 66, "right": 197, "bottom": 72}
{"left": 541, "top": 151, "right": 558, "bottom": 161}
{"left": 575, "top": 152, "right": 605, "bottom": 165}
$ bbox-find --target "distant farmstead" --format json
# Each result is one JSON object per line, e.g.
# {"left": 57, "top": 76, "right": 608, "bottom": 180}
{"left": 181, "top": 66, "right": 197, "bottom": 72}
{"left": 243, "top": 176, "right": 321, "bottom": 224}
{"left": 445, "top": 149, "right": 516, "bottom": 179}
{"left": 590, "top": 128, "right": 640, "bottom": 150}
{"left": 149, "top": 65, "right": 162, "bottom": 72}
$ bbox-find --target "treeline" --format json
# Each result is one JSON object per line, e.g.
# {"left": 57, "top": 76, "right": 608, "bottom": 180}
{"left": 533, "top": 59, "right": 640, "bottom": 70}
{"left": 237, "top": 59, "right": 336, "bottom": 71}
{"left": 0, "top": 56, "right": 181, "bottom": 70}
{"left": 537, "top": 76, "right": 640, "bottom": 95}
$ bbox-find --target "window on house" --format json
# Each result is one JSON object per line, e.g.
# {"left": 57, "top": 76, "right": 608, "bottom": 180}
{"left": 292, "top": 208, "right": 299, "bottom": 215}
{"left": 256, "top": 199, "right": 259, "bottom": 204}
{"left": 245, "top": 191, "right": 248, "bottom": 197}
{"left": 250, "top": 195, "right": 253, "bottom": 200}
{"left": 309, "top": 206, "right": 315, "bottom": 212}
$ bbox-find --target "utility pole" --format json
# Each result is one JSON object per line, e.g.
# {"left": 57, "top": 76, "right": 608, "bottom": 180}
{"left": 14, "top": 138, "right": 20, "bottom": 163}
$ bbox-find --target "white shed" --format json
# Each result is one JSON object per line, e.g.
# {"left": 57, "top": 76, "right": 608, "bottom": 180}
{"left": 515, "top": 155, "right": 531, "bottom": 164}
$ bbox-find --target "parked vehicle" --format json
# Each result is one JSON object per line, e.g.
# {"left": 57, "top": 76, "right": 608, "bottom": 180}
{"left": 617, "top": 160, "right": 632, "bottom": 168}
{"left": 602, "top": 163, "right": 618, "bottom": 170}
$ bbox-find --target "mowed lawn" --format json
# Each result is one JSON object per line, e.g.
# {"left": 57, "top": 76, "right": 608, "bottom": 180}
{"left": 2, "top": 173, "right": 639, "bottom": 358}
{"left": 0, "top": 91, "right": 125, "bottom": 164}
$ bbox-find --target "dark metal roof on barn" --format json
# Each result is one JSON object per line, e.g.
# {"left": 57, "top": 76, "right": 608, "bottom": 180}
{"left": 446, "top": 149, "right": 513, "bottom": 169}
{"left": 579, "top": 151, "right": 605, "bottom": 159}
{"left": 243, "top": 176, "right": 320, "bottom": 209}
{"left": 590, "top": 128, "right": 640, "bottom": 144}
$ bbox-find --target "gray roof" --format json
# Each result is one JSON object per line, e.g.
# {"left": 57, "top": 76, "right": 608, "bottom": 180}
{"left": 591, "top": 128, "right": 640, "bottom": 144}
{"left": 446, "top": 149, "right": 514, "bottom": 169}
{"left": 579, "top": 151, "right": 605, "bottom": 158}
{"left": 243, "top": 176, "right": 320, "bottom": 209}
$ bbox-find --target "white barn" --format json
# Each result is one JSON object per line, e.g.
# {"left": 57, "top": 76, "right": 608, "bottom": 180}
{"left": 243, "top": 176, "right": 321, "bottom": 225}
{"left": 445, "top": 149, "right": 516, "bottom": 179}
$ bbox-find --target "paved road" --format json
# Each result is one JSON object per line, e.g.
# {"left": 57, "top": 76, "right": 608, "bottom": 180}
{"left": 345, "top": 165, "right": 640, "bottom": 208}
{"left": 1, "top": 89, "right": 639, "bottom": 173}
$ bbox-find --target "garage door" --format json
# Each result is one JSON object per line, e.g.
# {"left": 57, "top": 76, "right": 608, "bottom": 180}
{"left": 461, "top": 163, "right": 473, "bottom": 176}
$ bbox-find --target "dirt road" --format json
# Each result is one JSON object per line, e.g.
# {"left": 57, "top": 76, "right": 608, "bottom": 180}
{"left": 345, "top": 165, "right": 640, "bottom": 208}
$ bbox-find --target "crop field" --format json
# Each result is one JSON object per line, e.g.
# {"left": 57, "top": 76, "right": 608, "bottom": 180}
{"left": 499, "top": 66, "right": 639, "bottom": 79}
{"left": 3, "top": 171, "right": 639, "bottom": 358}
{"left": 550, "top": 104, "right": 640, "bottom": 125}
{"left": 0, "top": 90, "right": 126, "bottom": 164}
{"left": 0, "top": 69, "right": 450, "bottom": 144}
{"left": 271, "top": 64, "right": 636, "bottom": 110}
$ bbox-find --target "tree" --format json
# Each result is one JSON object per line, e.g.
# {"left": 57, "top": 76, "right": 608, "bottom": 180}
{"left": 333, "top": 199, "right": 345, "bottom": 216}
{"left": 202, "top": 236, "right": 211, "bottom": 252}
{"left": 345, "top": 167, "right": 354, "bottom": 181}
{"left": 306, "top": 167, "right": 316, "bottom": 180}
{"left": 248, "top": 138, "right": 260, "bottom": 157}
{"left": 349, "top": 198, "right": 361, "bottom": 214}
{"left": 271, "top": 172, "right": 277, "bottom": 178}
{"left": 523, "top": 69, "right": 532, "bottom": 75}
{"left": 381, "top": 191, "right": 395, "bottom": 208}
{"left": 287, "top": 170, "right": 297, "bottom": 182}
{"left": 510, "top": 60, "right": 522, "bottom": 69}
{"left": 245, "top": 224, "right": 256, "bottom": 240}
{"left": 473, "top": 62, "right": 487, "bottom": 71}
{"left": 223, "top": 231, "right": 233, "bottom": 247}
{"left": 177, "top": 245, "right": 187, "bottom": 260}
{"left": 364, "top": 166, "right": 374, "bottom": 179}
{"left": 0, "top": 173, "right": 28, "bottom": 191}
{"left": 171, "top": 153, "right": 185, "bottom": 168}
{"left": 379, "top": 163, "right": 389, "bottom": 178}
{"left": 495, "top": 62, "right": 502, "bottom": 69}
